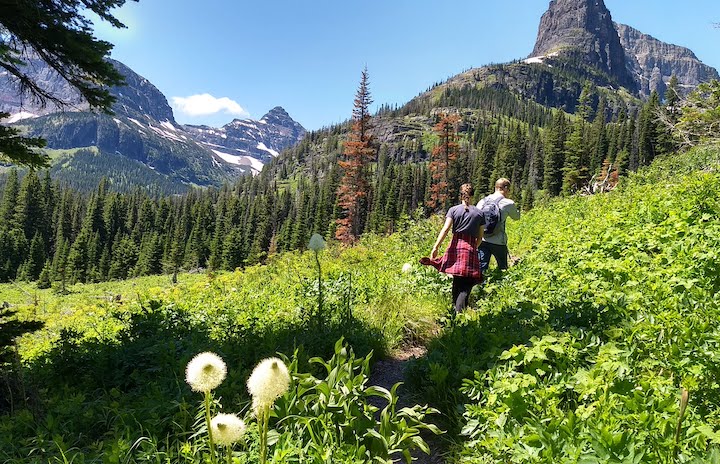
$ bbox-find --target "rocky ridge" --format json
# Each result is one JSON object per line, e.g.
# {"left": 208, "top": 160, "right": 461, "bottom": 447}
{"left": 616, "top": 23, "right": 720, "bottom": 98}
{"left": 1, "top": 57, "right": 306, "bottom": 191}
{"left": 185, "top": 106, "right": 306, "bottom": 165}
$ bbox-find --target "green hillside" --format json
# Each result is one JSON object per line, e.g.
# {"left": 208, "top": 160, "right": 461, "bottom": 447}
{"left": 410, "top": 143, "right": 720, "bottom": 462}
{"left": 1, "top": 144, "right": 719, "bottom": 462}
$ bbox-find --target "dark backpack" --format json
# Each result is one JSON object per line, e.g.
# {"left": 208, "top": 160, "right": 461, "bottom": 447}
{"left": 479, "top": 195, "right": 503, "bottom": 235}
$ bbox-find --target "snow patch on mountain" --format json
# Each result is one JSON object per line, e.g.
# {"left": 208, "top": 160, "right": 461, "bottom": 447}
{"left": 257, "top": 142, "right": 280, "bottom": 157}
{"left": 4, "top": 111, "right": 38, "bottom": 123}
{"left": 149, "top": 125, "right": 186, "bottom": 142}
{"left": 128, "top": 118, "right": 145, "bottom": 129}
{"left": 210, "top": 148, "right": 264, "bottom": 173}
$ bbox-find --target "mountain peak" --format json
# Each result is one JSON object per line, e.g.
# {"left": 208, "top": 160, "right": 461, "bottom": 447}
{"left": 261, "top": 106, "right": 291, "bottom": 122}
{"left": 530, "top": 0, "right": 636, "bottom": 90}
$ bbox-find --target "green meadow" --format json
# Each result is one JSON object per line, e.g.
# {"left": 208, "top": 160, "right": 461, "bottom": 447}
{"left": 2, "top": 144, "right": 720, "bottom": 462}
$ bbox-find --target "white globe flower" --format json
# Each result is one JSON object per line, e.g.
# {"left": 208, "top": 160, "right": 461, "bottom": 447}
{"left": 246, "top": 357, "right": 291, "bottom": 411}
{"left": 210, "top": 413, "right": 246, "bottom": 446}
{"left": 308, "top": 233, "right": 326, "bottom": 252}
{"left": 185, "top": 352, "right": 227, "bottom": 392}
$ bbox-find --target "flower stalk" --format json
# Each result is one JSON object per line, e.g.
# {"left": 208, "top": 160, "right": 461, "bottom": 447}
{"left": 308, "top": 233, "right": 326, "bottom": 319}
{"left": 204, "top": 392, "right": 217, "bottom": 464}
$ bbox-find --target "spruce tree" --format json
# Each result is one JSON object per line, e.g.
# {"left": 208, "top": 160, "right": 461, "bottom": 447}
{"left": 543, "top": 111, "right": 566, "bottom": 196}
{"left": 0, "top": 169, "right": 19, "bottom": 225}
{"left": 638, "top": 91, "right": 661, "bottom": 166}
{"left": 335, "top": 67, "right": 375, "bottom": 245}
{"left": 428, "top": 113, "right": 460, "bottom": 211}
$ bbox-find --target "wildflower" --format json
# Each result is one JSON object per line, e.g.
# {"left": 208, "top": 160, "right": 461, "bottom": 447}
{"left": 402, "top": 263, "right": 413, "bottom": 273}
{"left": 185, "top": 352, "right": 227, "bottom": 392}
{"left": 210, "top": 413, "right": 247, "bottom": 446}
{"left": 308, "top": 233, "right": 326, "bottom": 252}
{"left": 247, "top": 357, "right": 290, "bottom": 410}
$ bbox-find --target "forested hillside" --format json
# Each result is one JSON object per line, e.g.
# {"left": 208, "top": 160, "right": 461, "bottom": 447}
{"left": 0, "top": 68, "right": 683, "bottom": 285}
{"left": 407, "top": 144, "right": 720, "bottom": 461}
{"left": 1, "top": 143, "right": 719, "bottom": 462}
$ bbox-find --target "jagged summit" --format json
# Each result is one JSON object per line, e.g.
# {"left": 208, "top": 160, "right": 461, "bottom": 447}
{"left": 530, "top": 0, "right": 636, "bottom": 91}
{"left": 261, "top": 106, "right": 291, "bottom": 121}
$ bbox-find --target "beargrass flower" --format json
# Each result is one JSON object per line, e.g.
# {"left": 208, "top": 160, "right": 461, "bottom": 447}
{"left": 247, "top": 357, "right": 290, "bottom": 410}
{"left": 185, "top": 352, "right": 227, "bottom": 392}
{"left": 402, "top": 263, "right": 413, "bottom": 273}
{"left": 308, "top": 233, "right": 326, "bottom": 252}
{"left": 210, "top": 413, "right": 247, "bottom": 446}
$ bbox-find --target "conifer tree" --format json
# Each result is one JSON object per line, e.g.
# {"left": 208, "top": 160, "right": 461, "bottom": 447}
{"left": 543, "top": 111, "right": 566, "bottom": 196}
{"left": 589, "top": 96, "right": 608, "bottom": 172}
{"left": 638, "top": 91, "right": 660, "bottom": 166}
{"left": 23, "top": 232, "right": 46, "bottom": 281}
{"left": 0, "top": 169, "right": 19, "bottom": 226}
{"left": 335, "top": 68, "right": 375, "bottom": 245}
{"left": 14, "top": 170, "right": 46, "bottom": 241}
{"left": 37, "top": 261, "right": 52, "bottom": 289}
{"left": 658, "top": 75, "right": 680, "bottom": 154}
{"left": 428, "top": 113, "right": 461, "bottom": 211}
{"left": 474, "top": 128, "right": 497, "bottom": 195}
{"left": 562, "top": 116, "right": 586, "bottom": 195}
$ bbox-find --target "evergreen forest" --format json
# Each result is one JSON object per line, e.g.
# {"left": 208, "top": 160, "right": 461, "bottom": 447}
{"left": 0, "top": 72, "right": 682, "bottom": 286}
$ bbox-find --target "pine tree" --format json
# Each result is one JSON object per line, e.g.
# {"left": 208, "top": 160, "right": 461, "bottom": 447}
{"left": 543, "top": 111, "right": 566, "bottom": 196}
{"left": 562, "top": 116, "right": 586, "bottom": 195}
{"left": 658, "top": 75, "right": 680, "bottom": 155}
{"left": 639, "top": 92, "right": 659, "bottom": 165}
{"left": 51, "top": 236, "right": 70, "bottom": 292}
{"left": 474, "top": 128, "right": 497, "bottom": 196}
{"left": 14, "top": 170, "right": 45, "bottom": 242}
{"left": 428, "top": 113, "right": 461, "bottom": 211}
{"left": 335, "top": 68, "right": 375, "bottom": 245}
{"left": 22, "top": 232, "right": 46, "bottom": 281}
{"left": 37, "top": 261, "right": 52, "bottom": 289}
{"left": 108, "top": 235, "right": 138, "bottom": 280}
{"left": 589, "top": 96, "right": 608, "bottom": 173}
{"left": 0, "top": 169, "right": 19, "bottom": 225}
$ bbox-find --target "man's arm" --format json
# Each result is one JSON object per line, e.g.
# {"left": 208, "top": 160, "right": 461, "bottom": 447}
{"left": 505, "top": 202, "right": 521, "bottom": 220}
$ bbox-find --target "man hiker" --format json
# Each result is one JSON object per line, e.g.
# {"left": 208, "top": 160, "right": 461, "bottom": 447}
{"left": 476, "top": 178, "right": 521, "bottom": 272}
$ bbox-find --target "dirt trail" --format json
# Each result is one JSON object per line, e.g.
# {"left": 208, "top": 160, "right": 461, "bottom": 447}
{"left": 369, "top": 345, "right": 446, "bottom": 464}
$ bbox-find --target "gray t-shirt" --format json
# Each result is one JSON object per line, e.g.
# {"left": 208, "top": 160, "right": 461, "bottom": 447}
{"left": 446, "top": 204, "right": 484, "bottom": 236}
{"left": 477, "top": 193, "right": 521, "bottom": 245}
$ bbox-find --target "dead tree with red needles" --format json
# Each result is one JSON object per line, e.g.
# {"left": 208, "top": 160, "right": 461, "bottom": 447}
{"left": 335, "top": 68, "right": 376, "bottom": 245}
{"left": 427, "top": 113, "right": 461, "bottom": 212}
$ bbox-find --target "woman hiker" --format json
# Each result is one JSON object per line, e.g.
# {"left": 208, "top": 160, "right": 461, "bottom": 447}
{"left": 421, "top": 183, "right": 484, "bottom": 314}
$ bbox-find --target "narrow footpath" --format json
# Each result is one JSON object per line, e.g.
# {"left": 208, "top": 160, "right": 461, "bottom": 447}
{"left": 368, "top": 345, "right": 446, "bottom": 464}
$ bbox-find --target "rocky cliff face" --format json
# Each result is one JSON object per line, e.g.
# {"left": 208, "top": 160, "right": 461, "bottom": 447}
{"left": 109, "top": 59, "right": 176, "bottom": 123}
{"left": 530, "top": 0, "right": 637, "bottom": 91}
{"left": 616, "top": 23, "right": 720, "bottom": 98}
{"left": 0, "top": 56, "right": 176, "bottom": 123}
{"left": 0, "top": 54, "right": 87, "bottom": 116}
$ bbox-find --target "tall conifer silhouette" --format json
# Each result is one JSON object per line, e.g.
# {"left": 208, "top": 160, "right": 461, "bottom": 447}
{"left": 427, "top": 113, "right": 460, "bottom": 211}
{"left": 335, "top": 68, "right": 375, "bottom": 244}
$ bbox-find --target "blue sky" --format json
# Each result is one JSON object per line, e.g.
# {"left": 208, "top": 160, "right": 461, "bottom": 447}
{"left": 94, "top": 0, "right": 720, "bottom": 131}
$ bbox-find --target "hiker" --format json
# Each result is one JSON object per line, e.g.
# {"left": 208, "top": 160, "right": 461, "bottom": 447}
{"left": 476, "top": 178, "right": 521, "bottom": 272}
{"left": 421, "top": 183, "right": 484, "bottom": 313}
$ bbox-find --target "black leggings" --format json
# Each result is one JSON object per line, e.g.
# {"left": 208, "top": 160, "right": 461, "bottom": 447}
{"left": 452, "top": 276, "right": 476, "bottom": 313}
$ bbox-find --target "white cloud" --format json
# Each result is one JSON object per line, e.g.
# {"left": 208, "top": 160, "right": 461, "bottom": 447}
{"left": 172, "top": 93, "right": 249, "bottom": 117}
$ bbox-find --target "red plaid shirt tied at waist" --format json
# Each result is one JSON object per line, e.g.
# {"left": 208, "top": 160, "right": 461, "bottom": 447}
{"left": 420, "top": 233, "right": 483, "bottom": 283}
